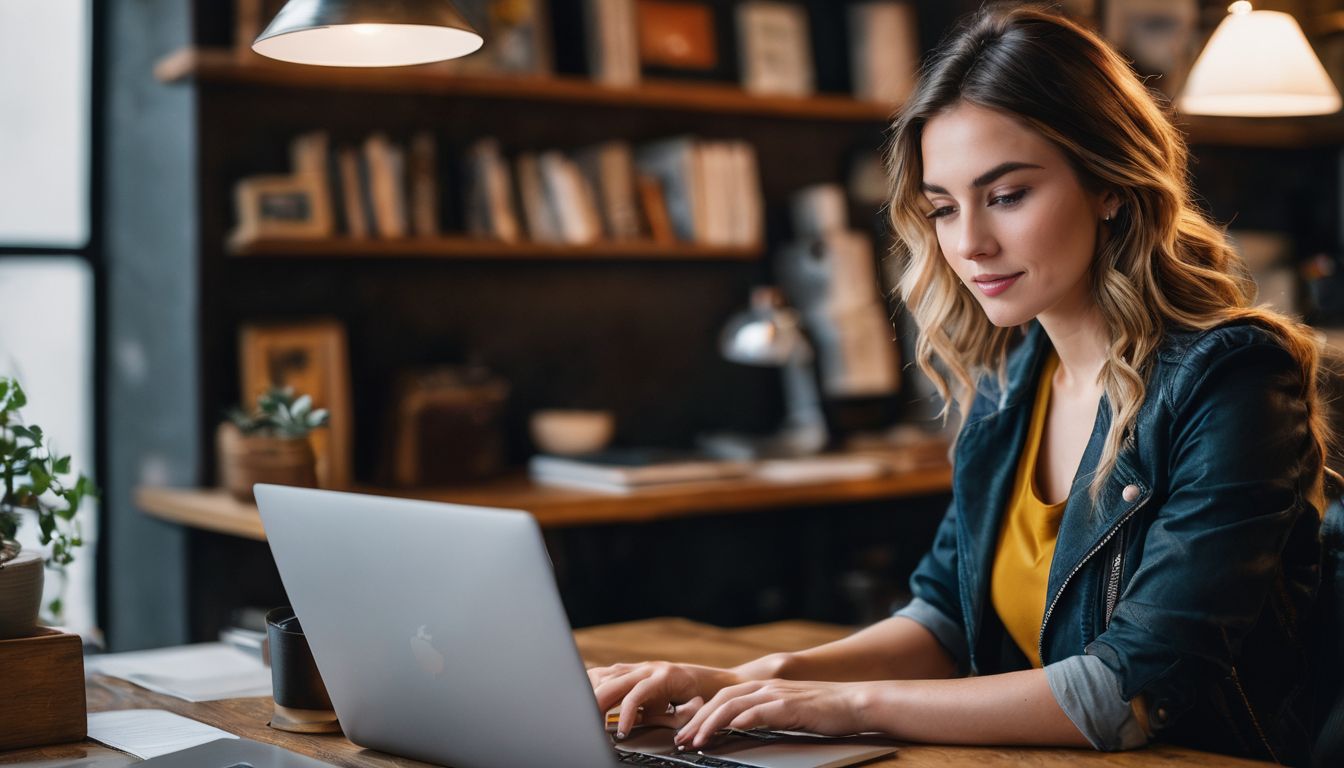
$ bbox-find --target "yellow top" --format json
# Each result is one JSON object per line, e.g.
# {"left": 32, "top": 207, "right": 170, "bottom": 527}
{"left": 991, "top": 351, "right": 1065, "bottom": 668}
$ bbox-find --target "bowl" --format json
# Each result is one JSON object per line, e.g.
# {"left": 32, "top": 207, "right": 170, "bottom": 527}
{"left": 529, "top": 410, "right": 615, "bottom": 456}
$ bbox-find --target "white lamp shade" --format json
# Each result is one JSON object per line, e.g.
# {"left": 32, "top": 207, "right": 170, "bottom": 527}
{"left": 1179, "top": 8, "right": 1342, "bottom": 117}
{"left": 253, "top": 0, "right": 484, "bottom": 68}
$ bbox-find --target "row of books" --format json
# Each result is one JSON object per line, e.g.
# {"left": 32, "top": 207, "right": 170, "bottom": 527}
{"left": 283, "top": 131, "right": 764, "bottom": 247}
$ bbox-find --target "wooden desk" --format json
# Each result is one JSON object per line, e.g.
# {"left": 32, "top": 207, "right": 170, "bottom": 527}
{"left": 3, "top": 619, "right": 1260, "bottom": 767}
{"left": 136, "top": 446, "right": 954, "bottom": 539}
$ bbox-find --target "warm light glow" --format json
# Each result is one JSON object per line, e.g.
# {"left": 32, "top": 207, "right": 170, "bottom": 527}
{"left": 1229, "top": 1, "right": 1252, "bottom": 16}
{"left": 1178, "top": 8, "right": 1341, "bottom": 117}
{"left": 253, "top": 23, "right": 483, "bottom": 67}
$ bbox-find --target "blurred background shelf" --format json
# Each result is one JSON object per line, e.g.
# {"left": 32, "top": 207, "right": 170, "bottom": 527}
{"left": 136, "top": 453, "right": 953, "bottom": 534}
{"left": 228, "top": 235, "right": 763, "bottom": 261}
{"left": 156, "top": 47, "right": 897, "bottom": 123}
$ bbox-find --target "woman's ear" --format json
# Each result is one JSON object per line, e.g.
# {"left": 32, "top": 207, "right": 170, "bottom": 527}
{"left": 1099, "top": 190, "right": 1121, "bottom": 220}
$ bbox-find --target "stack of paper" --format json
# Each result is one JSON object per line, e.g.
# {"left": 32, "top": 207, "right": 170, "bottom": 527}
{"left": 87, "top": 710, "right": 238, "bottom": 760}
{"left": 86, "top": 643, "right": 272, "bottom": 702}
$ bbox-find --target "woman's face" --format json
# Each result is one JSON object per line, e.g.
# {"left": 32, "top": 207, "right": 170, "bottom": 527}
{"left": 920, "top": 102, "right": 1113, "bottom": 328}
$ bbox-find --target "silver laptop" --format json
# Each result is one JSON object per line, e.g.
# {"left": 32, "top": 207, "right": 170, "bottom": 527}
{"left": 254, "top": 484, "right": 897, "bottom": 768}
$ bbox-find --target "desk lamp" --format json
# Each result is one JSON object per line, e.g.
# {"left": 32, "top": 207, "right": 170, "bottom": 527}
{"left": 253, "top": 0, "right": 484, "bottom": 67}
{"left": 1179, "top": 1, "right": 1341, "bottom": 116}
{"left": 701, "top": 287, "right": 828, "bottom": 459}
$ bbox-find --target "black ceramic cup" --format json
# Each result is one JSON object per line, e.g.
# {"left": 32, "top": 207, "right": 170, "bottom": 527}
{"left": 265, "top": 606, "right": 341, "bottom": 733}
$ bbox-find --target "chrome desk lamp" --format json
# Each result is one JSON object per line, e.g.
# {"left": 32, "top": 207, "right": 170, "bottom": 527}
{"left": 701, "top": 287, "right": 828, "bottom": 459}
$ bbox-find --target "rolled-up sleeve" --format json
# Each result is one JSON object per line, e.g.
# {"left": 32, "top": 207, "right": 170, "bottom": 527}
{"left": 893, "top": 596, "right": 969, "bottom": 671}
{"left": 1046, "top": 654, "right": 1150, "bottom": 751}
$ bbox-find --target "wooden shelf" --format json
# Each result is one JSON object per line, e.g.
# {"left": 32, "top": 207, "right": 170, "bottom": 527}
{"left": 1177, "top": 113, "right": 1344, "bottom": 148}
{"left": 156, "top": 47, "right": 896, "bottom": 123}
{"left": 228, "top": 235, "right": 762, "bottom": 261}
{"left": 136, "top": 448, "right": 953, "bottom": 537}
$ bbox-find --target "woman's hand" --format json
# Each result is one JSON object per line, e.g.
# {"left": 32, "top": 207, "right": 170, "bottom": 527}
{"left": 588, "top": 661, "right": 741, "bottom": 738}
{"left": 673, "top": 679, "right": 879, "bottom": 749}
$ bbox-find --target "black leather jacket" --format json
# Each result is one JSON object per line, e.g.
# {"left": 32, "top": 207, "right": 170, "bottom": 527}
{"left": 908, "top": 320, "right": 1324, "bottom": 763}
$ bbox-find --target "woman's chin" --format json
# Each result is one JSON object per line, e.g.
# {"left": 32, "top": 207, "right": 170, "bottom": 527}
{"left": 977, "top": 303, "right": 1035, "bottom": 328}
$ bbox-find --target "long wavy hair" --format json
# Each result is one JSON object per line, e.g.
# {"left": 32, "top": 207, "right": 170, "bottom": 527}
{"left": 887, "top": 5, "right": 1330, "bottom": 501}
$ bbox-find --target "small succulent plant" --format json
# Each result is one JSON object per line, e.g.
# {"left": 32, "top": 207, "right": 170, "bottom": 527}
{"left": 0, "top": 377, "right": 99, "bottom": 619}
{"left": 227, "top": 386, "right": 329, "bottom": 438}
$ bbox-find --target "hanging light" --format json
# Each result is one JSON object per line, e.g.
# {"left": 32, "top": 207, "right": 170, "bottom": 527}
{"left": 252, "top": 0, "right": 484, "bottom": 68}
{"left": 1178, "top": 1, "right": 1341, "bottom": 116}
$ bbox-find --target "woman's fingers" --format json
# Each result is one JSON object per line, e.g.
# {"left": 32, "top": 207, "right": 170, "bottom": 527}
{"left": 678, "top": 688, "right": 777, "bottom": 748}
{"left": 674, "top": 681, "right": 765, "bottom": 745}
{"left": 616, "top": 675, "right": 672, "bottom": 737}
{"left": 638, "top": 696, "right": 704, "bottom": 729}
{"left": 593, "top": 669, "right": 650, "bottom": 713}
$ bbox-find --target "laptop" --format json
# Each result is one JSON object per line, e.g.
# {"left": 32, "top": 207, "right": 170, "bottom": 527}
{"left": 239, "top": 484, "right": 897, "bottom": 768}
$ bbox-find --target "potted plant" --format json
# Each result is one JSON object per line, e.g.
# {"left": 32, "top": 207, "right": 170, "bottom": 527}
{"left": 0, "top": 377, "right": 98, "bottom": 640}
{"left": 218, "top": 387, "right": 329, "bottom": 503}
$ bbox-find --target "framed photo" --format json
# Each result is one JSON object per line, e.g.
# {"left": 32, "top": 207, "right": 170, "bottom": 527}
{"left": 231, "top": 174, "right": 333, "bottom": 245}
{"left": 239, "top": 320, "right": 352, "bottom": 490}
{"left": 1103, "top": 0, "right": 1199, "bottom": 99}
{"left": 637, "top": 0, "right": 719, "bottom": 71}
{"left": 736, "top": 1, "right": 814, "bottom": 97}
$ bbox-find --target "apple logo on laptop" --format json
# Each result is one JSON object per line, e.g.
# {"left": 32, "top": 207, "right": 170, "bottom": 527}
{"left": 411, "top": 625, "right": 445, "bottom": 677}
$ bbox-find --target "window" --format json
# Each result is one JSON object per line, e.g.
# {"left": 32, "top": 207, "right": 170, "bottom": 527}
{"left": 0, "top": 0, "right": 97, "bottom": 637}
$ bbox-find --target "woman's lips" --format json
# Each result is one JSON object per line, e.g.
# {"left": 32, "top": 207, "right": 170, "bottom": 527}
{"left": 973, "top": 272, "right": 1024, "bottom": 297}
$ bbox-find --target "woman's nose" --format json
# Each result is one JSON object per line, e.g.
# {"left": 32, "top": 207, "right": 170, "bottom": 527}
{"left": 952, "top": 211, "right": 998, "bottom": 262}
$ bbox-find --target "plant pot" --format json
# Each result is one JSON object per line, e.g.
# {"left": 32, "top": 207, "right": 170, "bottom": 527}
{"left": 0, "top": 547, "right": 44, "bottom": 640}
{"left": 217, "top": 423, "right": 318, "bottom": 503}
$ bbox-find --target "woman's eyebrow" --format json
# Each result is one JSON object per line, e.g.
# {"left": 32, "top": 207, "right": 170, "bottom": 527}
{"left": 921, "top": 161, "right": 1045, "bottom": 195}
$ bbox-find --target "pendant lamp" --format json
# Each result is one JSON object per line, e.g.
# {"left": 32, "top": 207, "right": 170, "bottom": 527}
{"left": 1178, "top": 1, "right": 1341, "bottom": 116}
{"left": 252, "top": 0, "right": 484, "bottom": 68}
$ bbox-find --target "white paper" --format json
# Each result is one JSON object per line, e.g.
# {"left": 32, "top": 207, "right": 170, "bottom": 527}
{"left": 86, "top": 642, "right": 272, "bottom": 702}
{"left": 87, "top": 709, "right": 238, "bottom": 759}
{"left": 754, "top": 457, "right": 889, "bottom": 483}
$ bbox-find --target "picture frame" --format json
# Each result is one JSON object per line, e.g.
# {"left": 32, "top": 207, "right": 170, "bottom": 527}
{"left": 239, "top": 320, "right": 353, "bottom": 490}
{"left": 630, "top": 0, "right": 736, "bottom": 82}
{"left": 1102, "top": 0, "right": 1200, "bottom": 99}
{"left": 736, "top": 1, "right": 815, "bottom": 97}
{"left": 230, "top": 174, "right": 333, "bottom": 245}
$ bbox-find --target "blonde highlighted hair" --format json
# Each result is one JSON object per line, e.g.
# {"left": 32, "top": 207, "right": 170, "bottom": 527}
{"left": 887, "top": 5, "right": 1330, "bottom": 501}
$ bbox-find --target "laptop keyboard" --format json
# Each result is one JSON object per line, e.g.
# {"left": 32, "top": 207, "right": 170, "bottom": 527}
{"left": 617, "top": 749, "right": 755, "bottom": 767}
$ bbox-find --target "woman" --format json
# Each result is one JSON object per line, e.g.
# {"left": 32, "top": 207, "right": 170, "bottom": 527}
{"left": 588, "top": 6, "right": 1330, "bottom": 762}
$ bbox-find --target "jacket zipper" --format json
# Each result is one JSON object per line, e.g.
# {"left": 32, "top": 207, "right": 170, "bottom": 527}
{"left": 1038, "top": 494, "right": 1149, "bottom": 664}
{"left": 1103, "top": 545, "right": 1123, "bottom": 627}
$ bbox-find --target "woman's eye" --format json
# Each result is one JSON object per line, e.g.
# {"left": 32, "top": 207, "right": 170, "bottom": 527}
{"left": 990, "top": 189, "right": 1028, "bottom": 207}
{"left": 925, "top": 206, "right": 955, "bottom": 220}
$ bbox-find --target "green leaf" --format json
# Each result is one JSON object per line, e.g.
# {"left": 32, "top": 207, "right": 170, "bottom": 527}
{"left": 29, "top": 462, "right": 51, "bottom": 495}
{"left": 46, "top": 597, "right": 62, "bottom": 617}
{"left": 37, "top": 512, "right": 54, "bottom": 542}
{"left": 52, "top": 455, "right": 71, "bottom": 475}
{"left": 56, "top": 501, "right": 77, "bottom": 521}
{"left": 11, "top": 425, "right": 36, "bottom": 442}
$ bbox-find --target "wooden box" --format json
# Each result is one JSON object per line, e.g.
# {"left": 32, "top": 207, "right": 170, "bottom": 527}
{"left": 0, "top": 628, "right": 86, "bottom": 750}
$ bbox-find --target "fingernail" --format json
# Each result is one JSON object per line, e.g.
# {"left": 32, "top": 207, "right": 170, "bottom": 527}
{"left": 615, "top": 731, "right": 625, "bottom": 740}
{"left": 676, "top": 744, "right": 686, "bottom": 752}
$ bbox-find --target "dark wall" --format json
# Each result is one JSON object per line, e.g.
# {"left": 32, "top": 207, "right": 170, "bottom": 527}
{"left": 103, "top": 0, "right": 197, "bottom": 650}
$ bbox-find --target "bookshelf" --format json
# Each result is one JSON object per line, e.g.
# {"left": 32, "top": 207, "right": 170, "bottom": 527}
{"left": 155, "top": 47, "right": 897, "bottom": 123}
{"left": 156, "top": 46, "right": 1344, "bottom": 148}
{"left": 228, "top": 235, "right": 762, "bottom": 260}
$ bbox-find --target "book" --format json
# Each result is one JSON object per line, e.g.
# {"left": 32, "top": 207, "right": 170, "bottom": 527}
{"left": 636, "top": 172, "right": 675, "bottom": 244}
{"left": 467, "top": 138, "right": 522, "bottom": 242}
{"left": 635, "top": 137, "right": 702, "bottom": 242}
{"left": 539, "top": 151, "right": 602, "bottom": 244}
{"left": 409, "top": 132, "right": 440, "bottom": 237}
{"left": 516, "top": 152, "right": 562, "bottom": 242}
{"left": 337, "top": 145, "right": 369, "bottom": 239}
{"left": 364, "top": 133, "right": 408, "bottom": 239}
{"left": 585, "top": 0, "right": 640, "bottom": 86}
{"left": 575, "top": 141, "right": 642, "bottom": 240}
{"left": 530, "top": 449, "right": 752, "bottom": 491}
{"left": 848, "top": 2, "right": 919, "bottom": 105}
{"left": 737, "top": 1, "right": 815, "bottom": 97}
